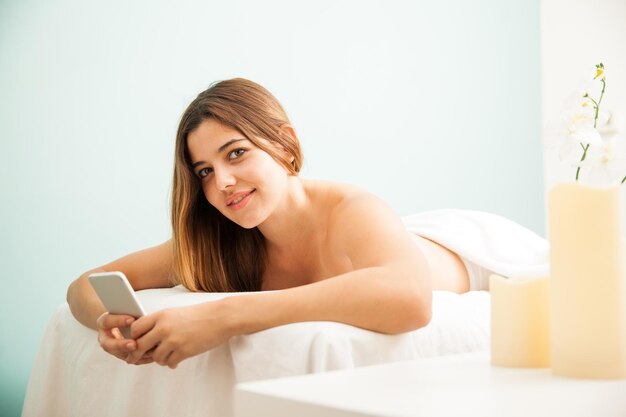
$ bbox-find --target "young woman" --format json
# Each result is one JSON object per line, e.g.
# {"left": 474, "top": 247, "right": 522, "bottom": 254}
{"left": 66, "top": 78, "right": 470, "bottom": 369}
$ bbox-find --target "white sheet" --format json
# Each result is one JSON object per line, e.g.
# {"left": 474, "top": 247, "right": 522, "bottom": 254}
{"left": 22, "top": 287, "right": 490, "bottom": 417}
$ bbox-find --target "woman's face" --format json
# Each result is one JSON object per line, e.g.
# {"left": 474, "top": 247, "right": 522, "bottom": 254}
{"left": 186, "top": 118, "right": 291, "bottom": 229}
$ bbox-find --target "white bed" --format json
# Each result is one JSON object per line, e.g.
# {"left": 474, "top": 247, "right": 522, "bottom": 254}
{"left": 22, "top": 286, "right": 490, "bottom": 417}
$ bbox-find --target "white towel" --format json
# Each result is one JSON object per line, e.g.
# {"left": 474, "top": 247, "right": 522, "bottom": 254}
{"left": 402, "top": 209, "right": 550, "bottom": 283}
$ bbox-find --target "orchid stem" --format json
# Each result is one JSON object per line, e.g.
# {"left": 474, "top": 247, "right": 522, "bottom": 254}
{"left": 593, "top": 78, "right": 606, "bottom": 129}
{"left": 576, "top": 144, "right": 590, "bottom": 181}
{"left": 576, "top": 72, "right": 605, "bottom": 182}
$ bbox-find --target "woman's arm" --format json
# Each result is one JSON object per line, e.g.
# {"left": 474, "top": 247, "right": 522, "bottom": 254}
{"left": 66, "top": 239, "right": 175, "bottom": 330}
{"left": 230, "top": 194, "right": 433, "bottom": 334}
{"left": 127, "top": 196, "right": 433, "bottom": 368}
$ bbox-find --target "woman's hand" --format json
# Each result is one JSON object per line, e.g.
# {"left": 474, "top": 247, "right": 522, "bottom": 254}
{"left": 96, "top": 312, "right": 154, "bottom": 365}
{"left": 126, "top": 301, "right": 236, "bottom": 369}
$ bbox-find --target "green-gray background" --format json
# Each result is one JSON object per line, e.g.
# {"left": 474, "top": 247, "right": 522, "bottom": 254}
{"left": 0, "top": 0, "right": 542, "bottom": 414}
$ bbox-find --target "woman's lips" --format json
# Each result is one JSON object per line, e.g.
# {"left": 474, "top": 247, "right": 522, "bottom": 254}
{"left": 227, "top": 189, "right": 255, "bottom": 210}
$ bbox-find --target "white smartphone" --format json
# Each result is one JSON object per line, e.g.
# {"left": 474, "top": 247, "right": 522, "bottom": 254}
{"left": 88, "top": 271, "right": 146, "bottom": 339}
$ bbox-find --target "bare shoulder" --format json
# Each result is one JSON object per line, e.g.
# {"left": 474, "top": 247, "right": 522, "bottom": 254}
{"left": 304, "top": 179, "right": 385, "bottom": 212}
{"left": 307, "top": 181, "right": 400, "bottom": 227}
{"left": 307, "top": 181, "right": 413, "bottom": 268}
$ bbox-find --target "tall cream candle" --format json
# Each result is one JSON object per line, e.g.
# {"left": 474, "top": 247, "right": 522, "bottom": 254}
{"left": 490, "top": 275, "right": 550, "bottom": 368}
{"left": 548, "top": 182, "right": 626, "bottom": 379}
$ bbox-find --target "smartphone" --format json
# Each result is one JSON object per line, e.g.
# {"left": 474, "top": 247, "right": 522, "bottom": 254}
{"left": 88, "top": 271, "right": 146, "bottom": 339}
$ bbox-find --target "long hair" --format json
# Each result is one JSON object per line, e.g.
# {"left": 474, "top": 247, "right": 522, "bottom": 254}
{"left": 171, "top": 78, "right": 303, "bottom": 292}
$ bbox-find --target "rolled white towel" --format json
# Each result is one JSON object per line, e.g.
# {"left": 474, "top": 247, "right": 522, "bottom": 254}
{"left": 402, "top": 209, "right": 550, "bottom": 290}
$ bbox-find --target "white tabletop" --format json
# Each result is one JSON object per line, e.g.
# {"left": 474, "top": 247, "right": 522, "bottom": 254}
{"left": 234, "top": 352, "right": 626, "bottom": 417}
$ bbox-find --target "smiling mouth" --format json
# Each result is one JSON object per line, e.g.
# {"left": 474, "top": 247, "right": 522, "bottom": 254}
{"left": 227, "top": 189, "right": 255, "bottom": 207}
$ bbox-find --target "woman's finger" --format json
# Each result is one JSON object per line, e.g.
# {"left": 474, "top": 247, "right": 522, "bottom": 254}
{"left": 129, "top": 314, "right": 156, "bottom": 340}
{"left": 152, "top": 342, "right": 174, "bottom": 366}
{"left": 166, "top": 351, "right": 183, "bottom": 369}
{"left": 135, "top": 357, "right": 155, "bottom": 365}
{"left": 144, "top": 346, "right": 157, "bottom": 357}
{"left": 128, "top": 328, "right": 161, "bottom": 364}
{"left": 126, "top": 353, "right": 155, "bottom": 366}
{"left": 99, "top": 313, "right": 136, "bottom": 332}
{"left": 100, "top": 333, "right": 135, "bottom": 353}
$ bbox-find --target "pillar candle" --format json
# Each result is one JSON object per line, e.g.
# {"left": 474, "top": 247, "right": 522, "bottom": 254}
{"left": 548, "top": 182, "right": 626, "bottom": 379}
{"left": 490, "top": 275, "right": 550, "bottom": 368}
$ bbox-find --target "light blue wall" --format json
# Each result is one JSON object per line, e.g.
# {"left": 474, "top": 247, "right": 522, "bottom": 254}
{"left": 0, "top": 0, "right": 541, "bottom": 414}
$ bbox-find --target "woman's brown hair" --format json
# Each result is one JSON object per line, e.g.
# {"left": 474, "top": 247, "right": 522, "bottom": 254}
{"left": 171, "top": 78, "right": 303, "bottom": 292}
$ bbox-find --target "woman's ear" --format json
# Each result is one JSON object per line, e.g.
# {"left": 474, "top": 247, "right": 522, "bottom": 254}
{"left": 280, "top": 124, "right": 298, "bottom": 142}
{"left": 278, "top": 124, "right": 298, "bottom": 163}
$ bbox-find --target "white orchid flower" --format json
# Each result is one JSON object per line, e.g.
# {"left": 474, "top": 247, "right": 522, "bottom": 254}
{"left": 577, "top": 133, "right": 626, "bottom": 186}
{"left": 544, "top": 99, "right": 606, "bottom": 163}
{"left": 563, "top": 94, "right": 609, "bottom": 128}
{"left": 557, "top": 125, "right": 604, "bottom": 164}
{"left": 545, "top": 62, "right": 623, "bottom": 185}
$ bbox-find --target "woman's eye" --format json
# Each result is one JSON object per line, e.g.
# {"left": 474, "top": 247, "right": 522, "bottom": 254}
{"left": 228, "top": 148, "right": 246, "bottom": 159}
{"left": 198, "top": 167, "right": 213, "bottom": 178}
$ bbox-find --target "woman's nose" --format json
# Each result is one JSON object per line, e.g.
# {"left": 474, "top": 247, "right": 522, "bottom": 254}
{"left": 214, "top": 167, "right": 236, "bottom": 191}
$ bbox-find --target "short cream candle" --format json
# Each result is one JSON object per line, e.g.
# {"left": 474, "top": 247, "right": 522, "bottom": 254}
{"left": 548, "top": 182, "right": 626, "bottom": 379}
{"left": 490, "top": 274, "right": 550, "bottom": 368}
